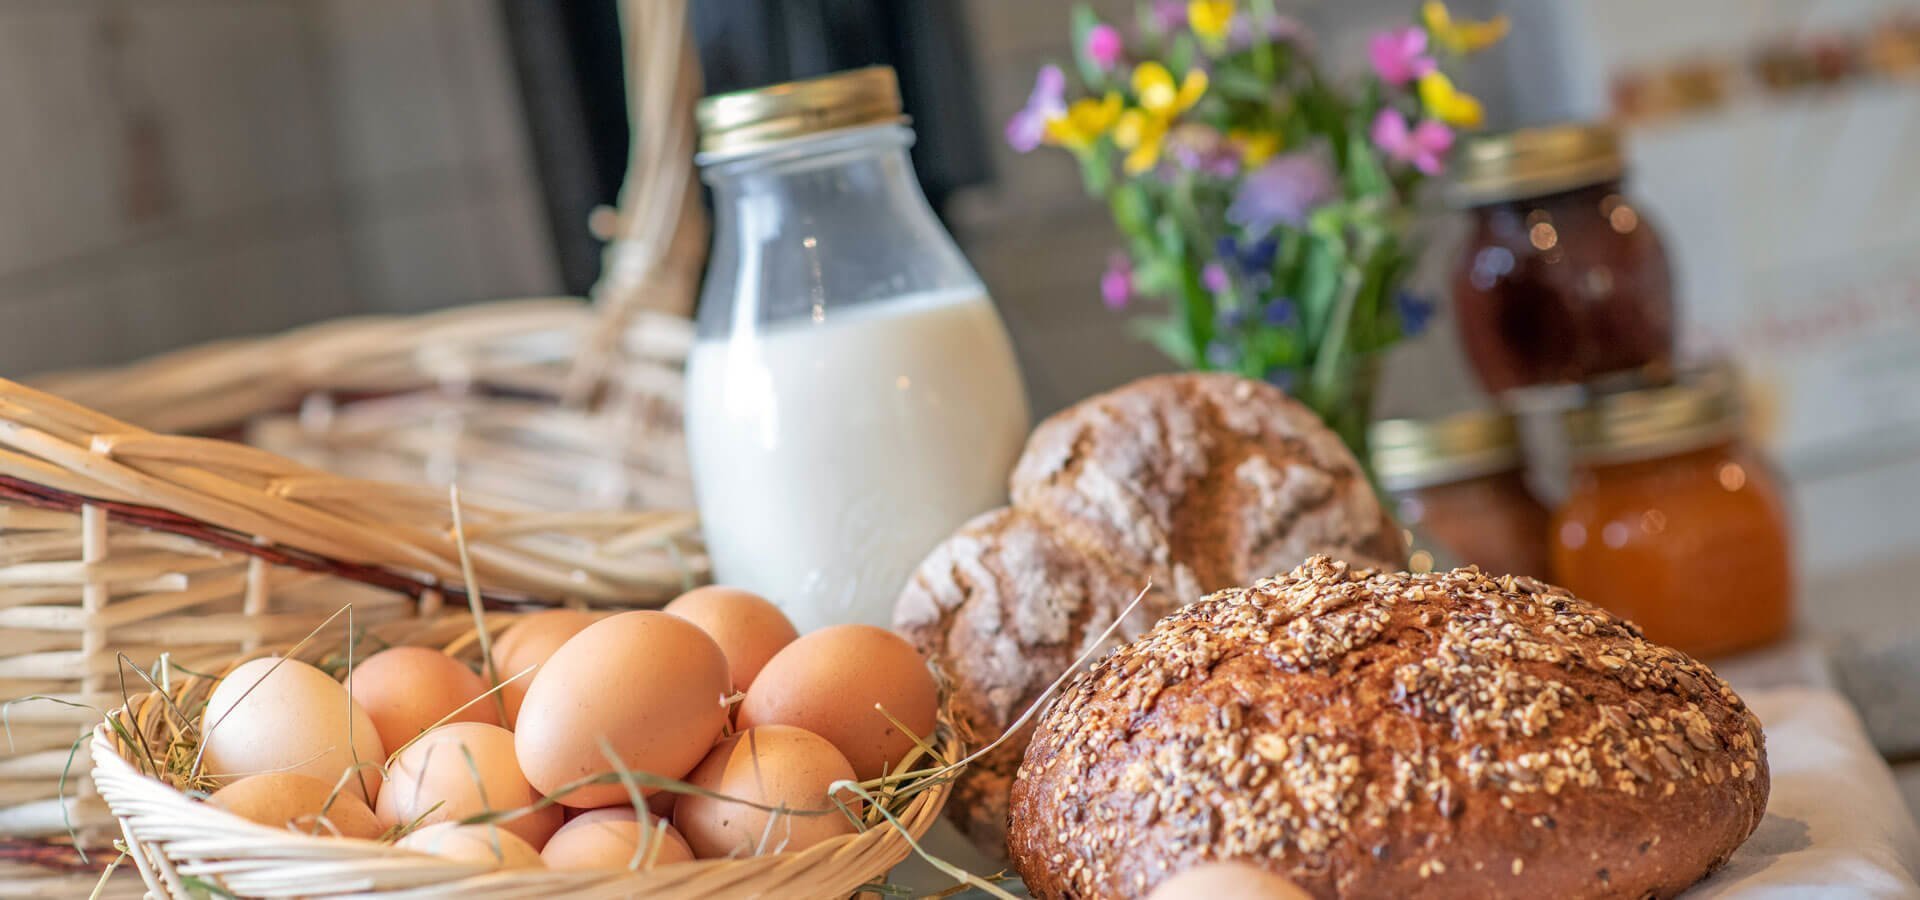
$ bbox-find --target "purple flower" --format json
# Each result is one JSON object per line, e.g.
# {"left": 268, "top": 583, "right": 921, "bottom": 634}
{"left": 1371, "top": 109, "right": 1453, "bottom": 175}
{"left": 1264, "top": 297, "right": 1296, "bottom": 326}
{"left": 1100, "top": 253, "right": 1134, "bottom": 309}
{"left": 1227, "top": 14, "right": 1308, "bottom": 52}
{"left": 1086, "top": 24, "right": 1124, "bottom": 69}
{"left": 1368, "top": 27, "right": 1436, "bottom": 86}
{"left": 1168, "top": 126, "right": 1241, "bottom": 178}
{"left": 1005, "top": 65, "right": 1066, "bottom": 153}
{"left": 1227, "top": 153, "right": 1335, "bottom": 235}
{"left": 1202, "top": 261, "right": 1231, "bottom": 294}
{"left": 1150, "top": 0, "right": 1187, "bottom": 33}
{"left": 1397, "top": 291, "right": 1436, "bottom": 336}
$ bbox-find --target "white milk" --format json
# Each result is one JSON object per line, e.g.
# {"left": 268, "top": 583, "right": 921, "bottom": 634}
{"left": 685, "top": 289, "right": 1030, "bottom": 633}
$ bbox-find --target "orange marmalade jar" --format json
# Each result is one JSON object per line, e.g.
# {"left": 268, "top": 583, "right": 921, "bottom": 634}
{"left": 1550, "top": 366, "right": 1792, "bottom": 658}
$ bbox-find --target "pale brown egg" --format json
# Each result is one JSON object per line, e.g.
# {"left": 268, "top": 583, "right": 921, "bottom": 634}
{"left": 202, "top": 657, "right": 386, "bottom": 803}
{"left": 207, "top": 772, "right": 383, "bottom": 839}
{"left": 540, "top": 807, "right": 694, "bottom": 870}
{"left": 514, "top": 611, "right": 731, "bottom": 808}
{"left": 397, "top": 822, "right": 544, "bottom": 870}
{"left": 663, "top": 586, "right": 799, "bottom": 691}
{"left": 377, "top": 722, "right": 562, "bottom": 849}
{"left": 345, "top": 647, "right": 498, "bottom": 752}
{"left": 736, "top": 625, "right": 939, "bottom": 780}
{"left": 1147, "top": 861, "right": 1314, "bottom": 900}
{"left": 488, "top": 609, "right": 596, "bottom": 728}
{"left": 673, "top": 725, "right": 859, "bottom": 859}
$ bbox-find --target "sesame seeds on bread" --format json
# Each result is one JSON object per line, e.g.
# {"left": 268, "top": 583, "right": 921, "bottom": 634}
{"left": 1008, "top": 557, "right": 1769, "bottom": 899}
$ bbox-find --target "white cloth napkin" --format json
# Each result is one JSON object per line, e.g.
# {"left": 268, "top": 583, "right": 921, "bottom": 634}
{"left": 1690, "top": 687, "right": 1920, "bottom": 898}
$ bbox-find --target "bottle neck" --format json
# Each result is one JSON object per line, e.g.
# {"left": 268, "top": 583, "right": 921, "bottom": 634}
{"left": 694, "top": 124, "right": 980, "bottom": 338}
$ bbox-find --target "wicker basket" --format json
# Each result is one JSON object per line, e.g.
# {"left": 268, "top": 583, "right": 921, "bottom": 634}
{"left": 89, "top": 614, "right": 955, "bottom": 900}
{"left": 0, "top": 376, "right": 705, "bottom": 896}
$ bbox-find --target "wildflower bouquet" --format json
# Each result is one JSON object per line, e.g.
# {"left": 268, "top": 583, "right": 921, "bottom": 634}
{"left": 1007, "top": 1, "right": 1507, "bottom": 460}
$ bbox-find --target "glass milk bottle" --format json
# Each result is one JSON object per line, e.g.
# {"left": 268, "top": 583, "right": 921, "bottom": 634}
{"left": 686, "top": 67, "right": 1030, "bottom": 633}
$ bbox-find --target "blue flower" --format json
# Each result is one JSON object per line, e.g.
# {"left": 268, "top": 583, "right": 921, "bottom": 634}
{"left": 1216, "top": 304, "right": 1246, "bottom": 329}
{"left": 1397, "top": 290, "right": 1436, "bottom": 337}
{"left": 1264, "top": 297, "right": 1296, "bottom": 327}
{"left": 1241, "top": 237, "right": 1278, "bottom": 272}
{"left": 1265, "top": 367, "right": 1296, "bottom": 392}
{"left": 1205, "top": 339, "right": 1239, "bottom": 368}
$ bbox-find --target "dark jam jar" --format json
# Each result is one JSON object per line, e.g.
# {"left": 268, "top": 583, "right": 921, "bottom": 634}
{"left": 1448, "top": 124, "right": 1675, "bottom": 395}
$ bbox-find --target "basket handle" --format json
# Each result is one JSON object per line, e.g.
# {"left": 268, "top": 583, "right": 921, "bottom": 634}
{"left": 564, "top": 0, "right": 707, "bottom": 406}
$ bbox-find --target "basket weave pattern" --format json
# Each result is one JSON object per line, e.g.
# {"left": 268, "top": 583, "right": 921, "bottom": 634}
{"left": 0, "top": 377, "right": 701, "bottom": 861}
{"left": 90, "top": 616, "right": 954, "bottom": 899}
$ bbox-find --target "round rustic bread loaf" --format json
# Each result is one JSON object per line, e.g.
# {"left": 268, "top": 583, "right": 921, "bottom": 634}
{"left": 1008, "top": 557, "right": 1769, "bottom": 900}
{"left": 896, "top": 373, "right": 1404, "bottom": 855}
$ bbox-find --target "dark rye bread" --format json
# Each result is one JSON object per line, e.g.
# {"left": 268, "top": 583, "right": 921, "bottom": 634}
{"left": 896, "top": 374, "right": 1404, "bottom": 856}
{"left": 1009, "top": 558, "right": 1769, "bottom": 900}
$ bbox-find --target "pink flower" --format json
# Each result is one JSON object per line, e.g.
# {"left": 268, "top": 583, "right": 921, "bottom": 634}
{"left": 1202, "top": 261, "right": 1230, "bottom": 294}
{"left": 1368, "top": 26, "right": 1436, "bottom": 86}
{"left": 1086, "top": 24, "right": 1124, "bottom": 69}
{"left": 1005, "top": 65, "right": 1066, "bottom": 153}
{"left": 1371, "top": 109, "right": 1453, "bottom": 175}
{"left": 1100, "top": 253, "right": 1134, "bottom": 309}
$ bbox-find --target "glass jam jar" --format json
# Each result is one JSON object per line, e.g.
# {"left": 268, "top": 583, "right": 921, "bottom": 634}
{"left": 1372, "top": 409, "right": 1552, "bottom": 579}
{"left": 687, "top": 68, "right": 1031, "bottom": 632}
{"left": 1549, "top": 365, "right": 1793, "bottom": 659}
{"left": 1449, "top": 124, "right": 1676, "bottom": 395}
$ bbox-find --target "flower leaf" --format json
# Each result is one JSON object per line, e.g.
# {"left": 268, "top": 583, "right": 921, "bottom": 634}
{"left": 1132, "top": 316, "right": 1199, "bottom": 367}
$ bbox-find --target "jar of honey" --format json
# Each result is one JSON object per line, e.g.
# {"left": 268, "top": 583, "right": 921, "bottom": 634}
{"left": 1550, "top": 366, "right": 1792, "bottom": 658}
{"left": 1448, "top": 124, "right": 1676, "bottom": 394}
{"left": 1372, "top": 410, "right": 1552, "bottom": 579}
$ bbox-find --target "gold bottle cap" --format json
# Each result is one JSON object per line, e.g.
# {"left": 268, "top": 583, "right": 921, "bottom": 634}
{"left": 696, "top": 66, "right": 907, "bottom": 158}
{"left": 1565, "top": 362, "right": 1742, "bottom": 464}
{"left": 1447, "top": 122, "right": 1626, "bottom": 207}
{"left": 1370, "top": 409, "right": 1524, "bottom": 492}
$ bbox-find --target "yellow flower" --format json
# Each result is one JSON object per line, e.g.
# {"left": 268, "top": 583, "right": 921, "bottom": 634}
{"left": 1418, "top": 71, "right": 1485, "bottom": 128}
{"left": 1043, "top": 92, "right": 1123, "bottom": 150}
{"left": 1232, "top": 129, "right": 1282, "bottom": 166}
{"left": 1132, "top": 62, "right": 1208, "bottom": 118}
{"left": 1188, "top": 0, "right": 1235, "bottom": 43}
{"left": 1421, "top": 1, "right": 1509, "bottom": 55}
{"left": 1114, "top": 108, "right": 1171, "bottom": 174}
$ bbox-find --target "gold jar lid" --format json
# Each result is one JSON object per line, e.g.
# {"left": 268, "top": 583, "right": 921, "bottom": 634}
{"left": 1446, "top": 122, "right": 1626, "bottom": 207}
{"left": 1370, "top": 409, "right": 1524, "bottom": 492}
{"left": 1566, "top": 363, "right": 1741, "bottom": 464}
{"left": 696, "top": 66, "right": 907, "bottom": 158}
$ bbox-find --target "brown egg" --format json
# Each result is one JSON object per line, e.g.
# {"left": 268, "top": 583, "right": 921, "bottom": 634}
{"left": 673, "top": 725, "right": 859, "bottom": 859}
{"left": 488, "top": 609, "right": 597, "bottom": 728}
{"left": 540, "top": 807, "right": 694, "bottom": 870}
{"left": 514, "top": 611, "right": 731, "bottom": 808}
{"left": 398, "top": 822, "right": 545, "bottom": 870}
{"left": 377, "top": 722, "right": 562, "bottom": 849}
{"left": 736, "top": 625, "right": 939, "bottom": 780}
{"left": 1147, "top": 861, "right": 1314, "bottom": 900}
{"left": 346, "top": 647, "right": 498, "bottom": 752}
{"left": 664, "top": 586, "right": 799, "bottom": 691}
{"left": 646, "top": 790, "right": 678, "bottom": 821}
{"left": 202, "top": 657, "right": 386, "bottom": 803}
{"left": 208, "top": 772, "right": 383, "bottom": 839}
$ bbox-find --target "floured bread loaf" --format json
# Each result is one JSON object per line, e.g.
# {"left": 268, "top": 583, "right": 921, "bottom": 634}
{"left": 894, "top": 373, "right": 1403, "bottom": 854}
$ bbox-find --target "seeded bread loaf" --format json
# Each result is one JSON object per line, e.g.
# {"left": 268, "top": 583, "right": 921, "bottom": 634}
{"left": 1008, "top": 557, "right": 1769, "bottom": 900}
{"left": 895, "top": 374, "right": 1404, "bottom": 855}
